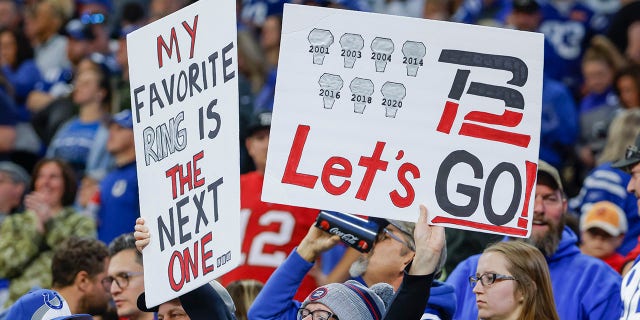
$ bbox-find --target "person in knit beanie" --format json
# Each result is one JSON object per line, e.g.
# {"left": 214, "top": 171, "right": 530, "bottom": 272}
{"left": 298, "top": 280, "right": 394, "bottom": 320}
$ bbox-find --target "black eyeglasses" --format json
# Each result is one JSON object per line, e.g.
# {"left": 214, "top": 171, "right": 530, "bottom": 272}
{"left": 376, "top": 228, "right": 415, "bottom": 252}
{"left": 297, "top": 308, "right": 339, "bottom": 320}
{"left": 103, "top": 271, "right": 144, "bottom": 290}
{"left": 469, "top": 273, "right": 517, "bottom": 287}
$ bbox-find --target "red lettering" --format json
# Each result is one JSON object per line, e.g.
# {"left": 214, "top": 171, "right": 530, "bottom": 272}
{"left": 193, "top": 151, "right": 205, "bottom": 188}
{"left": 157, "top": 27, "right": 181, "bottom": 68}
{"left": 182, "top": 15, "right": 199, "bottom": 59}
{"left": 182, "top": 242, "right": 199, "bottom": 283}
{"left": 321, "top": 157, "right": 352, "bottom": 195}
{"left": 390, "top": 162, "right": 420, "bottom": 208}
{"left": 168, "top": 251, "right": 185, "bottom": 291}
{"left": 282, "top": 125, "right": 318, "bottom": 188}
{"left": 201, "top": 232, "right": 214, "bottom": 275}
{"left": 165, "top": 152, "right": 206, "bottom": 199}
{"left": 356, "top": 142, "right": 388, "bottom": 200}
{"left": 436, "top": 101, "right": 459, "bottom": 134}
{"left": 166, "top": 165, "right": 181, "bottom": 199}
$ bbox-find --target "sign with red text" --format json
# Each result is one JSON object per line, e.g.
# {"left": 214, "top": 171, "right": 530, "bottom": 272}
{"left": 127, "top": 0, "right": 240, "bottom": 308}
{"left": 263, "top": 4, "right": 543, "bottom": 238}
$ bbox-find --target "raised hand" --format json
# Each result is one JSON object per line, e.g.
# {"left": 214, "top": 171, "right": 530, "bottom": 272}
{"left": 410, "top": 205, "right": 445, "bottom": 275}
{"left": 296, "top": 225, "right": 341, "bottom": 263}
{"left": 134, "top": 217, "right": 150, "bottom": 253}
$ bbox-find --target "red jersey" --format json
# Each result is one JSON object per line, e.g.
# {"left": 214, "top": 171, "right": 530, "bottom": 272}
{"left": 218, "top": 171, "right": 320, "bottom": 299}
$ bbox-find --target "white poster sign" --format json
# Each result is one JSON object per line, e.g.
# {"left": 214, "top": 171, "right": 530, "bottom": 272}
{"left": 263, "top": 4, "right": 544, "bottom": 238}
{"left": 128, "top": 0, "right": 240, "bottom": 307}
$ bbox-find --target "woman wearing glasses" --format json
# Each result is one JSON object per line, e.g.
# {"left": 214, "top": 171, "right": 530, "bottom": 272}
{"left": 470, "top": 241, "right": 559, "bottom": 320}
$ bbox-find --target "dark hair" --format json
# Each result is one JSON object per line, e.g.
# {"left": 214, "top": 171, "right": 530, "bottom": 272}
{"left": 0, "top": 27, "right": 35, "bottom": 70}
{"left": 30, "top": 158, "right": 77, "bottom": 206}
{"left": 614, "top": 64, "right": 640, "bottom": 108}
{"left": 108, "top": 233, "right": 142, "bottom": 265}
{"left": 80, "top": 55, "right": 113, "bottom": 107}
{"left": 52, "top": 237, "right": 109, "bottom": 287}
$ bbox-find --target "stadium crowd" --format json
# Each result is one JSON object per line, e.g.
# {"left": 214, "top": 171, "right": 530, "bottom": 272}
{"left": 1, "top": 0, "right": 640, "bottom": 319}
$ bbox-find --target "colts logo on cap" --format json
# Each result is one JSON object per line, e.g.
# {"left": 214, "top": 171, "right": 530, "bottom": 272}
{"left": 309, "top": 287, "right": 328, "bottom": 301}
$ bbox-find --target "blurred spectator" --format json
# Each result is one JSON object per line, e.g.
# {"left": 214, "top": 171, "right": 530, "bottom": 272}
{"left": 539, "top": 75, "right": 578, "bottom": 170}
{"left": 253, "top": 14, "right": 280, "bottom": 112}
{"left": 570, "top": 109, "right": 640, "bottom": 255}
{"left": 605, "top": 0, "right": 640, "bottom": 58}
{"left": 627, "top": 21, "right": 640, "bottom": 64}
{"left": 577, "top": 36, "right": 627, "bottom": 170}
{"left": 217, "top": 111, "right": 319, "bottom": 300}
{"left": 422, "top": 0, "right": 453, "bottom": 21}
{"left": 25, "top": 0, "right": 73, "bottom": 86}
{"left": 236, "top": 30, "right": 261, "bottom": 173}
{"left": 0, "top": 27, "right": 42, "bottom": 121}
{"left": 0, "top": 0, "right": 22, "bottom": 30}
{"left": 506, "top": 0, "right": 565, "bottom": 83}
{"left": 96, "top": 110, "right": 139, "bottom": 244}
{"left": 451, "top": 0, "right": 511, "bottom": 26}
{"left": 239, "top": 0, "right": 287, "bottom": 29}
{"left": 579, "top": 201, "right": 627, "bottom": 272}
{"left": 615, "top": 64, "right": 640, "bottom": 109}
{"left": 147, "top": 0, "right": 190, "bottom": 22}
{"left": 226, "top": 279, "right": 264, "bottom": 320}
{"left": 51, "top": 237, "right": 112, "bottom": 316}
{"left": 538, "top": 0, "right": 606, "bottom": 96}
{"left": 46, "top": 60, "right": 112, "bottom": 179}
{"left": 0, "top": 74, "right": 17, "bottom": 159}
{"left": 112, "top": 23, "right": 139, "bottom": 112}
{"left": 0, "top": 158, "right": 95, "bottom": 307}
{"left": 107, "top": 233, "right": 153, "bottom": 320}
{"left": 0, "top": 161, "right": 30, "bottom": 225}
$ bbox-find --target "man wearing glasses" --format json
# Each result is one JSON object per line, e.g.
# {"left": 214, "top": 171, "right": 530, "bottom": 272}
{"left": 348, "top": 219, "right": 455, "bottom": 319}
{"left": 614, "top": 133, "right": 640, "bottom": 320}
{"left": 107, "top": 233, "right": 153, "bottom": 320}
{"left": 51, "top": 237, "right": 112, "bottom": 317}
{"left": 446, "top": 160, "right": 622, "bottom": 320}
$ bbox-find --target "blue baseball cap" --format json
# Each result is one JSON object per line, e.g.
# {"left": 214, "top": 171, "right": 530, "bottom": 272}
{"left": 5, "top": 289, "right": 93, "bottom": 320}
{"left": 109, "top": 109, "right": 133, "bottom": 129}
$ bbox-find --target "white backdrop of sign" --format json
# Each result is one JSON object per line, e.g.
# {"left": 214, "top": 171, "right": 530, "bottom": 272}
{"left": 127, "top": 0, "right": 240, "bottom": 308}
{"left": 263, "top": 4, "right": 544, "bottom": 238}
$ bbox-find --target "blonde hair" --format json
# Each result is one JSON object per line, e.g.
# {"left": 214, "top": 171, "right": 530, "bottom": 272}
{"left": 484, "top": 242, "right": 559, "bottom": 320}
{"left": 226, "top": 279, "right": 264, "bottom": 320}
{"left": 582, "top": 35, "right": 628, "bottom": 71}
{"left": 598, "top": 109, "right": 640, "bottom": 164}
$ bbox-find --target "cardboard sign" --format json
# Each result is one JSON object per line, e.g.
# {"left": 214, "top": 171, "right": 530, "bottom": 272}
{"left": 127, "top": 0, "right": 240, "bottom": 307}
{"left": 263, "top": 4, "right": 543, "bottom": 238}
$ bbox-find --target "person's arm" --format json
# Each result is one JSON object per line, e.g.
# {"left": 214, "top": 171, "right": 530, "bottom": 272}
{"left": 383, "top": 205, "right": 445, "bottom": 319}
{"left": 249, "top": 226, "right": 340, "bottom": 320}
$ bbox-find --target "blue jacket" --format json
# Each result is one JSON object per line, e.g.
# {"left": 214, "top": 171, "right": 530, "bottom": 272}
{"left": 249, "top": 249, "right": 454, "bottom": 320}
{"left": 446, "top": 227, "right": 622, "bottom": 320}
{"left": 570, "top": 162, "right": 639, "bottom": 254}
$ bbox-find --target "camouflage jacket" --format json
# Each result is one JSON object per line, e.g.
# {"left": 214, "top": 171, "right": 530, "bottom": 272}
{"left": 0, "top": 208, "right": 96, "bottom": 307}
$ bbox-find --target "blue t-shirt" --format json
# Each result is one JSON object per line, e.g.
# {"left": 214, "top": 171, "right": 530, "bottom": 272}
{"left": 97, "top": 162, "right": 140, "bottom": 244}
{"left": 46, "top": 118, "right": 102, "bottom": 177}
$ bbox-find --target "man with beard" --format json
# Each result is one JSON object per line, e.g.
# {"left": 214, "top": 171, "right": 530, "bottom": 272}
{"left": 446, "top": 160, "right": 622, "bottom": 320}
{"left": 51, "top": 237, "right": 112, "bottom": 317}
